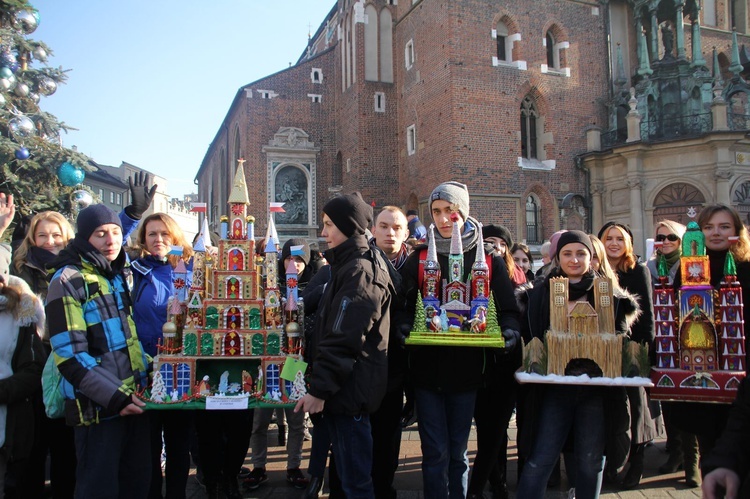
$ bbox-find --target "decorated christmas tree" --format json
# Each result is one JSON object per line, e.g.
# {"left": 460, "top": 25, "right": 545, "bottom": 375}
{"left": 412, "top": 291, "right": 427, "bottom": 332}
{"left": 485, "top": 292, "right": 501, "bottom": 334}
{"left": 289, "top": 370, "right": 306, "bottom": 401}
{"left": 0, "top": 1, "right": 92, "bottom": 218}
{"left": 150, "top": 370, "right": 168, "bottom": 402}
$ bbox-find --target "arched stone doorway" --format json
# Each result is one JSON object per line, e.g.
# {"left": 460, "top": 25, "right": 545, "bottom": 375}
{"left": 732, "top": 181, "right": 750, "bottom": 225}
{"left": 653, "top": 182, "right": 705, "bottom": 225}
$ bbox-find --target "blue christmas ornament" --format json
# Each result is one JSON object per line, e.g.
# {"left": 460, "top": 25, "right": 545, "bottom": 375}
{"left": 0, "top": 50, "right": 16, "bottom": 68}
{"left": 0, "top": 67, "right": 12, "bottom": 79}
{"left": 57, "top": 162, "right": 85, "bottom": 186}
{"left": 14, "top": 147, "right": 29, "bottom": 160}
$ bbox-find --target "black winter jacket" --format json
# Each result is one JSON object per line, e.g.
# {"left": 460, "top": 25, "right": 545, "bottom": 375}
{"left": 307, "top": 235, "right": 395, "bottom": 416}
{"left": 702, "top": 377, "right": 750, "bottom": 496}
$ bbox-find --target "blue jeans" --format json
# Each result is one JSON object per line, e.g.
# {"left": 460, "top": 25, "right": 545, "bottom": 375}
{"left": 415, "top": 388, "right": 477, "bottom": 499}
{"left": 325, "top": 411, "right": 375, "bottom": 499}
{"left": 517, "top": 385, "right": 606, "bottom": 499}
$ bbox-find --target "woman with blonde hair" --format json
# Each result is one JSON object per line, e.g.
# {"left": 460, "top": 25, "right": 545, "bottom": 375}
{"left": 647, "top": 220, "right": 686, "bottom": 285}
{"left": 597, "top": 221, "right": 656, "bottom": 489}
{"left": 132, "top": 212, "right": 195, "bottom": 499}
{"left": 12, "top": 211, "right": 74, "bottom": 297}
{"left": 10, "top": 210, "right": 76, "bottom": 498}
{"left": 588, "top": 235, "right": 618, "bottom": 284}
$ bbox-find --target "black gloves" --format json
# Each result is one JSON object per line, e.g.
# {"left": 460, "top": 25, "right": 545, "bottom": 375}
{"left": 125, "top": 171, "right": 157, "bottom": 220}
{"left": 502, "top": 328, "right": 521, "bottom": 352}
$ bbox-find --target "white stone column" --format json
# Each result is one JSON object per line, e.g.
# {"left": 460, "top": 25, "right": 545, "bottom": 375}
{"left": 715, "top": 170, "right": 732, "bottom": 204}
{"left": 627, "top": 177, "right": 647, "bottom": 254}
{"left": 591, "top": 183, "right": 606, "bottom": 232}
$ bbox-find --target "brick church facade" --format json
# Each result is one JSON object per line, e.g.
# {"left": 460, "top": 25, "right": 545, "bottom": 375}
{"left": 195, "top": 0, "right": 750, "bottom": 254}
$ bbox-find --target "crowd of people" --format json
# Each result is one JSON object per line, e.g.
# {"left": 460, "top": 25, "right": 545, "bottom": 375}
{"left": 0, "top": 177, "right": 750, "bottom": 499}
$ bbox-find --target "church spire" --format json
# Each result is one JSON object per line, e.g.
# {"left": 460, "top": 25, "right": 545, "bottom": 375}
{"left": 472, "top": 222, "right": 488, "bottom": 272}
{"left": 637, "top": 28, "right": 653, "bottom": 77}
{"left": 228, "top": 159, "right": 250, "bottom": 205}
{"left": 615, "top": 43, "right": 627, "bottom": 88}
{"left": 691, "top": 19, "right": 706, "bottom": 67}
{"left": 729, "top": 29, "right": 744, "bottom": 77}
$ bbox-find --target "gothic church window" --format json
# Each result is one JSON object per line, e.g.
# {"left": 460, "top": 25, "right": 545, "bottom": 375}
{"left": 365, "top": 4, "right": 379, "bottom": 81}
{"left": 703, "top": 0, "right": 716, "bottom": 26}
{"left": 520, "top": 97, "right": 538, "bottom": 160}
{"left": 542, "top": 28, "right": 570, "bottom": 76}
{"left": 496, "top": 22, "right": 509, "bottom": 62}
{"left": 492, "top": 20, "right": 526, "bottom": 70}
{"left": 407, "top": 124, "right": 417, "bottom": 155}
{"left": 405, "top": 39, "right": 415, "bottom": 70}
{"left": 374, "top": 92, "right": 386, "bottom": 112}
{"left": 380, "top": 9, "right": 394, "bottom": 83}
{"left": 546, "top": 32, "right": 555, "bottom": 68}
{"left": 526, "top": 195, "right": 541, "bottom": 244}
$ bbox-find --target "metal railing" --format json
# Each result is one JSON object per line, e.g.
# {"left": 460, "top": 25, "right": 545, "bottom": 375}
{"left": 729, "top": 112, "right": 750, "bottom": 131}
{"left": 601, "top": 128, "right": 627, "bottom": 149}
{"left": 639, "top": 113, "right": 712, "bottom": 142}
{"left": 526, "top": 223, "right": 541, "bottom": 245}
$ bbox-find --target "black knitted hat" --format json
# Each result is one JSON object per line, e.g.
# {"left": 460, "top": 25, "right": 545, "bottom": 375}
{"left": 76, "top": 204, "right": 122, "bottom": 240}
{"left": 322, "top": 192, "right": 373, "bottom": 238}
{"left": 597, "top": 221, "right": 634, "bottom": 242}
{"left": 281, "top": 238, "right": 311, "bottom": 266}
{"left": 555, "top": 230, "right": 594, "bottom": 259}
{"left": 482, "top": 224, "right": 513, "bottom": 248}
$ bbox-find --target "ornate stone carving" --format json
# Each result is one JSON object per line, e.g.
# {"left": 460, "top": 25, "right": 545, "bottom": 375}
{"left": 715, "top": 170, "right": 733, "bottom": 181}
{"left": 274, "top": 166, "right": 308, "bottom": 225}
{"left": 626, "top": 177, "right": 646, "bottom": 189}
{"left": 267, "top": 127, "right": 316, "bottom": 150}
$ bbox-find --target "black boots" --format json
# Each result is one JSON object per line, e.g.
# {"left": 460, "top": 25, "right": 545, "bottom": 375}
{"left": 621, "top": 444, "right": 645, "bottom": 489}
{"left": 303, "top": 475, "right": 324, "bottom": 499}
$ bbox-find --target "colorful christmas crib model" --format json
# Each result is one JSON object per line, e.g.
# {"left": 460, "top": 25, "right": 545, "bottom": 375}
{"left": 405, "top": 220, "right": 504, "bottom": 348}
{"left": 650, "top": 221, "right": 745, "bottom": 403}
{"left": 517, "top": 275, "right": 652, "bottom": 385}
{"left": 146, "top": 163, "right": 307, "bottom": 409}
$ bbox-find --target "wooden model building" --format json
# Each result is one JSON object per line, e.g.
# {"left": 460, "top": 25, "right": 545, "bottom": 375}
{"left": 651, "top": 220, "right": 745, "bottom": 403}
{"left": 148, "top": 163, "right": 306, "bottom": 408}
{"left": 519, "top": 275, "right": 651, "bottom": 382}
{"left": 406, "top": 219, "right": 504, "bottom": 347}
{"left": 544, "top": 276, "right": 623, "bottom": 378}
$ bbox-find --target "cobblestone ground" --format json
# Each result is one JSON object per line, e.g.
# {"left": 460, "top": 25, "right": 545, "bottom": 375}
{"left": 180, "top": 415, "right": 703, "bottom": 499}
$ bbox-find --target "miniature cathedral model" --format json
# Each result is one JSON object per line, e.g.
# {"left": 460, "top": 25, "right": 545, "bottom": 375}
{"left": 406, "top": 219, "right": 504, "bottom": 347}
{"left": 520, "top": 272, "right": 650, "bottom": 380}
{"left": 150, "top": 162, "right": 306, "bottom": 406}
{"left": 651, "top": 220, "right": 745, "bottom": 403}
{"left": 543, "top": 275, "right": 623, "bottom": 378}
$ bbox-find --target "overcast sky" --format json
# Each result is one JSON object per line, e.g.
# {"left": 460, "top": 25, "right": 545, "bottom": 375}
{"left": 33, "top": 0, "right": 334, "bottom": 197}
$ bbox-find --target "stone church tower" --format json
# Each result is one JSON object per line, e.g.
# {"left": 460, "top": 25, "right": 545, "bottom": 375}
{"left": 195, "top": 0, "right": 750, "bottom": 253}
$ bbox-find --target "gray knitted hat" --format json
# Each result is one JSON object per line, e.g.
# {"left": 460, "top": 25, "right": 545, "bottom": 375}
{"left": 430, "top": 181, "right": 470, "bottom": 220}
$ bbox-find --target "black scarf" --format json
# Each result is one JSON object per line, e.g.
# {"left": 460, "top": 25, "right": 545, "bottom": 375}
{"left": 67, "top": 236, "right": 126, "bottom": 280}
{"left": 29, "top": 246, "right": 57, "bottom": 269}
